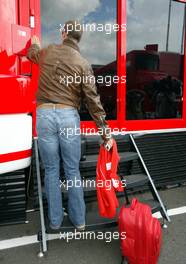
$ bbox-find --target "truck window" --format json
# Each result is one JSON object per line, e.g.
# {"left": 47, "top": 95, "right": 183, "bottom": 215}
{"left": 136, "top": 54, "right": 159, "bottom": 71}
{"left": 126, "top": 0, "right": 184, "bottom": 120}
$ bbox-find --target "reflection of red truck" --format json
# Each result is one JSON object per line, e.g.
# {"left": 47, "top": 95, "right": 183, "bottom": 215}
{"left": 94, "top": 45, "right": 183, "bottom": 119}
{"left": 127, "top": 44, "right": 183, "bottom": 88}
{"left": 127, "top": 45, "right": 183, "bottom": 91}
{"left": 126, "top": 45, "right": 183, "bottom": 117}
{"left": 159, "top": 51, "right": 183, "bottom": 80}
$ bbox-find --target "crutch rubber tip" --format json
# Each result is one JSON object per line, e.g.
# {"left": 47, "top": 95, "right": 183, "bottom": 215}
{"left": 162, "top": 223, "right": 168, "bottom": 229}
{"left": 37, "top": 252, "right": 44, "bottom": 258}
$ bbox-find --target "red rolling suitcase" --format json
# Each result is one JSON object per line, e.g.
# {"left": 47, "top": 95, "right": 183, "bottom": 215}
{"left": 118, "top": 198, "right": 162, "bottom": 264}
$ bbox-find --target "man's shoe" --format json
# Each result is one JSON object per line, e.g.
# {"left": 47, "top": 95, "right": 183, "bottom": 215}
{"left": 74, "top": 224, "right": 85, "bottom": 231}
{"left": 49, "top": 223, "right": 61, "bottom": 230}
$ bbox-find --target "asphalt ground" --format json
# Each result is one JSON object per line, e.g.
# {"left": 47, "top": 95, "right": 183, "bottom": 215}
{"left": 0, "top": 186, "right": 186, "bottom": 264}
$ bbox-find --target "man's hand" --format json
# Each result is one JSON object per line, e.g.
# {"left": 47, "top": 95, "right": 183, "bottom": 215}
{"left": 31, "top": 35, "right": 41, "bottom": 48}
{"left": 104, "top": 138, "right": 114, "bottom": 151}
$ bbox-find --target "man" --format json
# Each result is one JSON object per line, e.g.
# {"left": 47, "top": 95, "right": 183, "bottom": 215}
{"left": 27, "top": 20, "right": 113, "bottom": 230}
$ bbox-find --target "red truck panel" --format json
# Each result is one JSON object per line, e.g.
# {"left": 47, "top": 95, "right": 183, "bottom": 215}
{"left": 0, "top": 0, "right": 17, "bottom": 75}
{"left": 0, "top": 75, "right": 33, "bottom": 114}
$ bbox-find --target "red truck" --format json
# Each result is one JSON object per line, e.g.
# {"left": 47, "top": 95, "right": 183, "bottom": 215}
{"left": 0, "top": 0, "right": 186, "bottom": 175}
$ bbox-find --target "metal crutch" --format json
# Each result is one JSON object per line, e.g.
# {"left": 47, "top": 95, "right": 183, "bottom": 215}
{"left": 34, "top": 136, "right": 47, "bottom": 257}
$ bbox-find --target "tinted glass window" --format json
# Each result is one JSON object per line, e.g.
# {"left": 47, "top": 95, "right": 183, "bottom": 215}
{"left": 127, "top": 0, "right": 184, "bottom": 120}
{"left": 136, "top": 54, "right": 159, "bottom": 71}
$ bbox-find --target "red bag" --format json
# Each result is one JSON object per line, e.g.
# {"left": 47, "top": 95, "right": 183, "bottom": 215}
{"left": 118, "top": 198, "right": 162, "bottom": 264}
{"left": 96, "top": 139, "right": 124, "bottom": 218}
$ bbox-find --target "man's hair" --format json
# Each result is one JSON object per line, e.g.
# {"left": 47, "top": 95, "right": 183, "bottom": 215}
{"left": 63, "top": 20, "right": 83, "bottom": 42}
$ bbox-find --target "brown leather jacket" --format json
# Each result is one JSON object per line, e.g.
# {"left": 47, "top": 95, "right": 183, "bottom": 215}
{"left": 27, "top": 38, "right": 110, "bottom": 140}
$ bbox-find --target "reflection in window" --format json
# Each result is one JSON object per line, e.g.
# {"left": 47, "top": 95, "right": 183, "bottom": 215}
{"left": 126, "top": 0, "right": 184, "bottom": 120}
{"left": 136, "top": 54, "right": 159, "bottom": 71}
{"left": 41, "top": 0, "right": 117, "bottom": 121}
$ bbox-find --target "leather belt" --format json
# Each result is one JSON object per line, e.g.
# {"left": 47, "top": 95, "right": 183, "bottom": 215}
{"left": 37, "top": 103, "right": 75, "bottom": 110}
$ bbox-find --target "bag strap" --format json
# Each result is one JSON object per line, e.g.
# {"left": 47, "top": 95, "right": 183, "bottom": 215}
{"left": 131, "top": 198, "right": 138, "bottom": 210}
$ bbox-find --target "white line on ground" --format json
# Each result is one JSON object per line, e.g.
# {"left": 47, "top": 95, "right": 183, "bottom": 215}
{"left": 0, "top": 205, "right": 186, "bottom": 251}
{"left": 0, "top": 235, "right": 37, "bottom": 251}
{"left": 153, "top": 206, "right": 186, "bottom": 219}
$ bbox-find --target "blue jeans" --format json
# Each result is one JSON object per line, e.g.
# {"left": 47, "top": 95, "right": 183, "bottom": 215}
{"left": 36, "top": 107, "right": 86, "bottom": 226}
